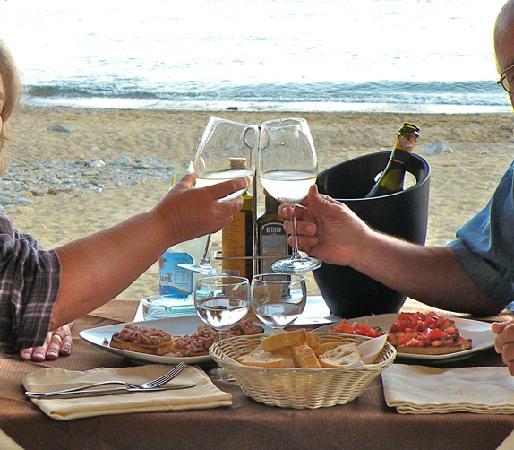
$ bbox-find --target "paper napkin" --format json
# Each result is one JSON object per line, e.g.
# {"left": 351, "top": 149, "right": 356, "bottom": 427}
{"left": 0, "top": 429, "right": 23, "bottom": 450}
{"left": 381, "top": 364, "right": 514, "bottom": 414}
{"left": 23, "top": 365, "right": 232, "bottom": 421}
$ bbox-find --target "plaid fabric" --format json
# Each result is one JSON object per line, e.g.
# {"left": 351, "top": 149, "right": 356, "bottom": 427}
{"left": 0, "top": 214, "right": 60, "bottom": 352}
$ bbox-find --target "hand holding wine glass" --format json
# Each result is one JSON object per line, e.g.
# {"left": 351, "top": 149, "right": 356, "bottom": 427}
{"left": 259, "top": 117, "right": 321, "bottom": 273}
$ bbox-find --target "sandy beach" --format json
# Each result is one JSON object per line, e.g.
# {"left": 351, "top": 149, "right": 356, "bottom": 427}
{"left": 3, "top": 107, "right": 513, "bottom": 300}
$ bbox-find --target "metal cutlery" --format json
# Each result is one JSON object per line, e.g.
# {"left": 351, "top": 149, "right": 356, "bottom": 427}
{"left": 26, "top": 383, "right": 196, "bottom": 400}
{"left": 25, "top": 362, "right": 188, "bottom": 398}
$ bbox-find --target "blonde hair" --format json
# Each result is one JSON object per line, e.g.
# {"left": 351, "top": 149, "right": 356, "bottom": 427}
{"left": 0, "top": 40, "right": 21, "bottom": 148}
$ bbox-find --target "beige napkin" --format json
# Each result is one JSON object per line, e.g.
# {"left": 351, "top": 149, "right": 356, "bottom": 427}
{"left": 23, "top": 365, "right": 232, "bottom": 421}
{"left": 381, "top": 364, "right": 514, "bottom": 414}
{"left": 0, "top": 429, "right": 23, "bottom": 450}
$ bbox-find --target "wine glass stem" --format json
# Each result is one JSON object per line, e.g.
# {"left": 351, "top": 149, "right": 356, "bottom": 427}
{"left": 199, "top": 234, "right": 212, "bottom": 266}
{"left": 291, "top": 204, "right": 301, "bottom": 260}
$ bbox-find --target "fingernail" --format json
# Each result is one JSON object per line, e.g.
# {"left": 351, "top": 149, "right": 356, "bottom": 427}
{"left": 32, "top": 353, "right": 45, "bottom": 362}
{"left": 46, "top": 352, "right": 58, "bottom": 360}
{"left": 61, "top": 346, "right": 71, "bottom": 355}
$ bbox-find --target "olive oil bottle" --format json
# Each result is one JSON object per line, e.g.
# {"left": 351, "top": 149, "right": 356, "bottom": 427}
{"left": 365, "top": 123, "right": 420, "bottom": 198}
{"left": 257, "top": 194, "right": 290, "bottom": 273}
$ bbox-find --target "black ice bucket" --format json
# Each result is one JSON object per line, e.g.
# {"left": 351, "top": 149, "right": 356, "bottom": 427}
{"left": 314, "top": 151, "right": 430, "bottom": 318}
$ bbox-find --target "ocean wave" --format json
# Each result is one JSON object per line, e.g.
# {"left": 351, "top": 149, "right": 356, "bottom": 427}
{"left": 24, "top": 81, "right": 509, "bottom": 110}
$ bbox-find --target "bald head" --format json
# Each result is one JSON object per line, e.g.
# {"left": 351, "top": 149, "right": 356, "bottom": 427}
{"left": 495, "top": 0, "right": 514, "bottom": 68}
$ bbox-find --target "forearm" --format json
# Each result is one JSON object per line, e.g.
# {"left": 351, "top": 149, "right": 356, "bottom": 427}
{"left": 50, "top": 208, "right": 173, "bottom": 328}
{"left": 352, "top": 230, "right": 501, "bottom": 316}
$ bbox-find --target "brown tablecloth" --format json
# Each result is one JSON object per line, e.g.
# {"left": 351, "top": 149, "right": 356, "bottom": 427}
{"left": 1, "top": 299, "right": 513, "bottom": 450}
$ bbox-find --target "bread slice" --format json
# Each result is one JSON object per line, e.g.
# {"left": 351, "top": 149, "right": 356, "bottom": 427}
{"left": 397, "top": 339, "right": 472, "bottom": 355}
{"left": 291, "top": 344, "right": 321, "bottom": 368}
{"left": 110, "top": 335, "right": 175, "bottom": 356}
{"left": 262, "top": 329, "right": 308, "bottom": 352}
{"left": 312, "top": 341, "right": 343, "bottom": 356}
{"left": 318, "top": 343, "right": 363, "bottom": 368}
{"left": 237, "top": 346, "right": 295, "bottom": 368}
{"left": 306, "top": 332, "right": 321, "bottom": 350}
{"left": 110, "top": 324, "right": 175, "bottom": 356}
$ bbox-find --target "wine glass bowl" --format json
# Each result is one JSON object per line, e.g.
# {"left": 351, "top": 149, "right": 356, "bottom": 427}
{"left": 251, "top": 273, "right": 307, "bottom": 332}
{"left": 179, "top": 116, "right": 258, "bottom": 274}
{"left": 259, "top": 117, "right": 321, "bottom": 273}
{"left": 194, "top": 275, "right": 251, "bottom": 331}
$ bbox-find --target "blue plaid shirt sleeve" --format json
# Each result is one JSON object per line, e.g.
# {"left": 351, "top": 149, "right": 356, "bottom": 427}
{"left": 447, "top": 161, "right": 514, "bottom": 307}
{"left": 0, "top": 215, "right": 61, "bottom": 352}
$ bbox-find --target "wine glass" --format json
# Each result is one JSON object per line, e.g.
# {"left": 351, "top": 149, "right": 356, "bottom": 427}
{"left": 259, "top": 117, "right": 321, "bottom": 273}
{"left": 194, "top": 275, "right": 251, "bottom": 382}
{"left": 251, "top": 273, "right": 307, "bottom": 333}
{"left": 178, "top": 116, "right": 258, "bottom": 274}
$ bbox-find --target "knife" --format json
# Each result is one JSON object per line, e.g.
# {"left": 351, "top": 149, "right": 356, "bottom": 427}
{"left": 25, "top": 384, "right": 196, "bottom": 400}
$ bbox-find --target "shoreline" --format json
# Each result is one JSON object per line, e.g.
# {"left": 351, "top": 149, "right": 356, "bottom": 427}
{"left": 21, "top": 100, "right": 514, "bottom": 115}
{"left": 3, "top": 106, "right": 514, "bottom": 299}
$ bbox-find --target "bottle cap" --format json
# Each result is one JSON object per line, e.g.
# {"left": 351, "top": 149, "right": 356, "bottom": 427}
{"left": 398, "top": 123, "right": 420, "bottom": 138}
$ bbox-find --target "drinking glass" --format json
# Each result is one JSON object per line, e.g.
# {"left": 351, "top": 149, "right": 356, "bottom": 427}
{"left": 251, "top": 273, "right": 307, "bottom": 333}
{"left": 178, "top": 116, "right": 258, "bottom": 274}
{"left": 194, "top": 275, "right": 251, "bottom": 382}
{"left": 259, "top": 117, "right": 321, "bottom": 273}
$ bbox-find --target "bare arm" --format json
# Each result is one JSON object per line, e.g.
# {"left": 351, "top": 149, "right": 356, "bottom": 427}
{"left": 50, "top": 174, "right": 248, "bottom": 329}
{"left": 281, "top": 186, "right": 501, "bottom": 316}
{"left": 353, "top": 230, "right": 500, "bottom": 315}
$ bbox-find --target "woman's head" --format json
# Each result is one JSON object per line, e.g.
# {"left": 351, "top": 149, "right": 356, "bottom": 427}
{"left": 0, "top": 40, "right": 20, "bottom": 149}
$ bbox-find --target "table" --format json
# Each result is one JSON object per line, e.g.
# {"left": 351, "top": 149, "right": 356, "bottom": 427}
{"left": 1, "top": 299, "right": 513, "bottom": 450}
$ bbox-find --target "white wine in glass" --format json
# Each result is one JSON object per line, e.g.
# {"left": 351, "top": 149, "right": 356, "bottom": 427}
{"left": 259, "top": 117, "right": 321, "bottom": 273}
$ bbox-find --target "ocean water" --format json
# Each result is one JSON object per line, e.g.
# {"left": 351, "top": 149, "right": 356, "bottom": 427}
{"left": 0, "top": 0, "right": 511, "bottom": 113}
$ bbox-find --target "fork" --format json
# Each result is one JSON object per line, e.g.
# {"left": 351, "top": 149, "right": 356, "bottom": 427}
{"left": 28, "top": 362, "right": 187, "bottom": 397}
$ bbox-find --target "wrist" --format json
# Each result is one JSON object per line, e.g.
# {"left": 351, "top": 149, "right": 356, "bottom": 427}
{"left": 149, "top": 201, "right": 182, "bottom": 249}
{"left": 347, "top": 225, "right": 381, "bottom": 270}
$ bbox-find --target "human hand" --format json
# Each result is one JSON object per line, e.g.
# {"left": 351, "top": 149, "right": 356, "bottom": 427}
{"left": 492, "top": 319, "right": 514, "bottom": 376}
{"left": 155, "top": 173, "right": 249, "bottom": 245}
{"left": 19, "top": 324, "right": 73, "bottom": 362}
{"left": 278, "top": 185, "right": 371, "bottom": 266}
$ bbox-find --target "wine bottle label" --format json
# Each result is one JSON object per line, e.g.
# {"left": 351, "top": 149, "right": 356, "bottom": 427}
{"left": 222, "top": 212, "right": 247, "bottom": 277}
{"left": 159, "top": 251, "right": 193, "bottom": 298}
{"left": 259, "top": 221, "right": 288, "bottom": 273}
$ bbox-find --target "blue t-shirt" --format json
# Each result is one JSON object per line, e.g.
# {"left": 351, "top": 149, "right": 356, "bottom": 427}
{"left": 447, "top": 161, "right": 514, "bottom": 307}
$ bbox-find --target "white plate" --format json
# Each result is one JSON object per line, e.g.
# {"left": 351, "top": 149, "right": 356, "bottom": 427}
{"left": 315, "top": 313, "right": 495, "bottom": 361}
{"left": 80, "top": 316, "right": 271, "bottom": 365}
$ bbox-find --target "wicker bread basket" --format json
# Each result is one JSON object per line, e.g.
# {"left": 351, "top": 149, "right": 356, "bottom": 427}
{"left": 210, "top": 333, "right": 396, "bottom": 409}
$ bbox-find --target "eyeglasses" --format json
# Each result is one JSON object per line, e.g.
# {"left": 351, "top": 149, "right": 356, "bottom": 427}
{"left": 497, "top": 63, "right": 514, "bottom": 93}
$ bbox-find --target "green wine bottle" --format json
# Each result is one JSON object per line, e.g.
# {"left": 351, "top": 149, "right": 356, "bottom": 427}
{"left": 365, "top": 123, "right": 420, "bottom": 198}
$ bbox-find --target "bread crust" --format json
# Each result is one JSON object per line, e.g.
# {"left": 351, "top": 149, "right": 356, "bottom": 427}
{"left": 262, "top": 329, "right": 308, "bottom": 352}
{"left": 110, "top": 333, "right": 175, "bottom": 356}
{"left": 292, "top": 344, "right": 321, "bottom": 368}
{"left": 238, "top": 347, "right": 295, "bottom": 368}
{"left": 397, "top": 339, "right": 472, "bottom": 355}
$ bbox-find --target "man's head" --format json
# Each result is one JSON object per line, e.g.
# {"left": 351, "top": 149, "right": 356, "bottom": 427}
{"left": 495, "top": 1, "right": 514, "bottom": 106}
{"left": 0, "top": 40, "right": 20, "bottom": 174}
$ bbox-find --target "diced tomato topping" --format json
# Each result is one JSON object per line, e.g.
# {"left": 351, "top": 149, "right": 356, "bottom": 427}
{"left": 331, "top": 319, "right": 383, "bottom": 338}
